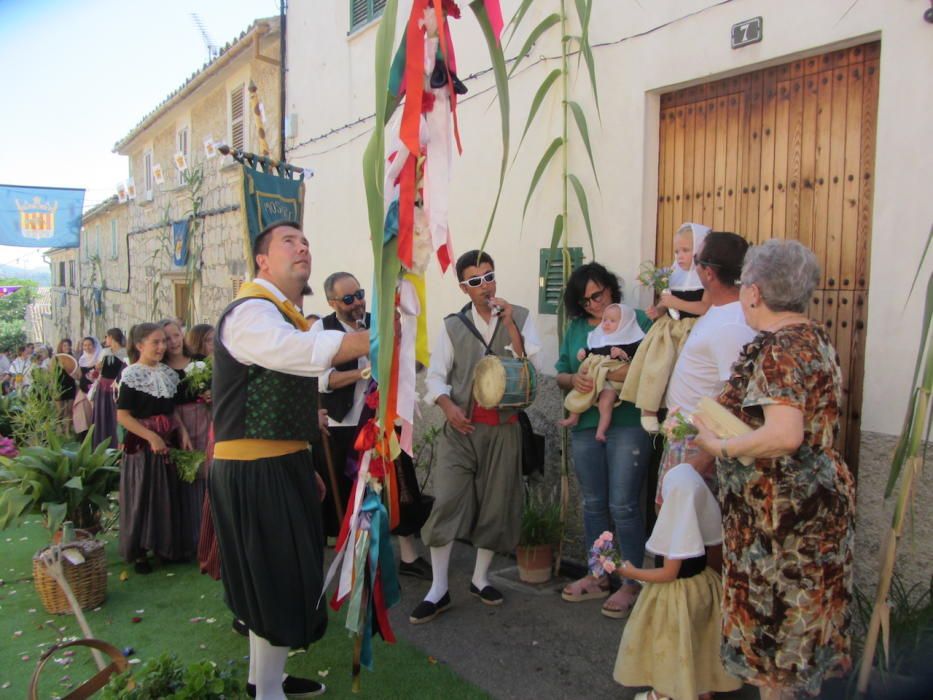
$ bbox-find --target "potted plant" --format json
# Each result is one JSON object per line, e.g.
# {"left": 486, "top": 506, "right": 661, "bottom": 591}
{"left": 100, "top": 652, "right": 244, "bottom": 699}
{"left": 0, "top": 426, "right": 120, "bottom": 536}
{"left": 516, "top": 489, "right": 562, "bottom": 584}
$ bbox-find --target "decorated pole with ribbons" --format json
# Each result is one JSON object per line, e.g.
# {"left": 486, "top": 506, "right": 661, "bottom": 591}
{"left": 322, "top": 0, "right": 510, "bottom": 689}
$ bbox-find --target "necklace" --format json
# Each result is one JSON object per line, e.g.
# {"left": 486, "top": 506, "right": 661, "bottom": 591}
{"left": 762, "top": 314, "right": 810, "bottom": 333}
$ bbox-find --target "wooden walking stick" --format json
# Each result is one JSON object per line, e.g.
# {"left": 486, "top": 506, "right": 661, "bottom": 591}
{"left": 321, "top": 431, "right": 345, "bottom": 523}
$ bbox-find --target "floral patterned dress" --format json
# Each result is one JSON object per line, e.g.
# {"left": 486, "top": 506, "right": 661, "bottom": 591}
{"left": 716, "top": 323, "right": 855, "bottom": 695}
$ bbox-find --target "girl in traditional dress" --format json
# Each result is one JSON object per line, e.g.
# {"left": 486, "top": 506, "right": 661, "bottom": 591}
{"left": 161, "top": 319, "right": 210, "bottom": 555}
{"left": 185, "top": 323, "right": 215, "bottom": 360}
{"left": 613, "top": 462, "right": 741, "bottom": 700}
{"left": 53, "top": 339, "right": 77, "bottom": 426}
{"left": 73, "top": 336, "right": 101, "bottom": 440}
{"left": 92, "top": 328, "right": 127, "bottom": 449}
{"left": 621, "top": 223, "right": 712, "bottom": 433}
{"left": 117, "top": 323, "right": 192, "bottom": 573}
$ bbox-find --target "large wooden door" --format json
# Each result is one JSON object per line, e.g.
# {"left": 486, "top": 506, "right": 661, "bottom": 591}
{"left": 656, "top": 41, "right": 880, "bottom": 469}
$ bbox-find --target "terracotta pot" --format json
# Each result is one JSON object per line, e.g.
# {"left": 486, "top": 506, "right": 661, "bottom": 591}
{"left": 516, "top": 543, "right": 553, "bottom": 584}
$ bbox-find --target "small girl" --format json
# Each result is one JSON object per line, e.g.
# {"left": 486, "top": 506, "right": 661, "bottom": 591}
{"left": 621, "top": 223, "right": 712, "bottom": 432}
{"left": 613, "top": 463, "right": 741, "bottom": 700}
{"left": 559, "top": 303, "right": 645, "bottom": 442}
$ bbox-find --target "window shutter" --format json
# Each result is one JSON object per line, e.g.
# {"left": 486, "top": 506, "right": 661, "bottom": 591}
{"left": 231, "top": 276, "right": 244, "bottom": 297}
{"left": 177, "top": 127, "right": 189, "bottom": 184}
{"left": 350, "top": 0, "right": 369, "bottom": 29}
{"left": 538, "top": 247, "right": 583, "bottom": 314}
{"left": 143, "top": 151, "right": 153, "bottom": 195}
{"left": 111, "top": 220, "right": 118, "bottom": 259}
{"left": 230, "top": 85, "right": 246, "bottom": 151}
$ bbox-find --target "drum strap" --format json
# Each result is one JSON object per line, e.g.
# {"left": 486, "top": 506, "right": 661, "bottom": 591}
{"left": 452, "top": 309, "right": 499, "bottom": 356}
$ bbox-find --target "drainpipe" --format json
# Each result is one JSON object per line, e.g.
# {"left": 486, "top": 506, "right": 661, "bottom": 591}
{"left": 280, "top": 0, "right": 287, "bottom": 163}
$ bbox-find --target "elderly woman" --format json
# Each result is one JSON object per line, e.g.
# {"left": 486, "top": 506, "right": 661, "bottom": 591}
{"left": 556, "top": 262, "right": 653, "bottom": 618}
{"left": 692, "top": 240, "right": 854, "bottom": 699}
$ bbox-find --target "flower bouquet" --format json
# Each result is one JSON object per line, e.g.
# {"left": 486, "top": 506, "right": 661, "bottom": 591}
{"left": 169, "top": 449, "right": 206, "bottom": 483}
{"left": 661, "top": 408, "right": 699, "bottom": 442}
{"left": 183, "top": 357, "right": 212, "bottom": 401}
{"left": 588, "top": 530, "right": 624, "bottom": 577}
{"left": 636, "top": 261, "right": 672, "bottom": 296}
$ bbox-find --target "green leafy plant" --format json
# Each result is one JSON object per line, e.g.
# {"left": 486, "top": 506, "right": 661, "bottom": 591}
{"left": 100, "top": 653, "right": 243, "bottom": 699}
{"left": 519, "top": 487, "right": 563, "bottom": 547}
{"left": 169, "top": 449, "right": 206, "bottom": 484}
{"left": 182, "top": 357, "right": 212, "bottom": 397}
{"left": 9, "top": 366, "right": 71, "bottom": 447}
{"left": 0, "top": 426, "right": 120, "bottom": 536}
{"left": 0, "top": 390, "right": 22, "bottom": 438}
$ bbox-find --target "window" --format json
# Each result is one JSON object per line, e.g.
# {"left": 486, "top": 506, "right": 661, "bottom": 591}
{"left": 173, "top": 281, "right": 191, "bottom": 323}
{"left": 58, "top": 261, "right": 65, "bottom": 286}
{"left": 143, "top": 149, "right": 153, "bottom": 198}
{"left": 94, "top": 224, "right": 101, "bottom": 258}
{"left": 538, "top": 246, "right": 583, "bottom": 314}
{"left": 110, "top": 220, "right": 118, "bottom": 259}
{"left": 229, "top": 84, "right": 246, "bottom": 151}
{"left": 69, "top": 260, "right": 76, "bottom": 289}
{"left": 176, "top": 126, "right": 189, "bottom": 185}
{"left": 350, "top": 0, "right": 387, "bottom": 32}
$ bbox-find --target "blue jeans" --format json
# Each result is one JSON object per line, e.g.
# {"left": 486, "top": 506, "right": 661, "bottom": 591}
{"left": 571, "top": 425, "right": 652, "bottom": 583}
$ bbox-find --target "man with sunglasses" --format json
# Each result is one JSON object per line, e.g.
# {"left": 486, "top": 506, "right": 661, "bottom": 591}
{"left": 310, "top": 272, "right": 371, "bottom": 541}
{"left": 411, "top": 250, "right": 542, "bottom": 624}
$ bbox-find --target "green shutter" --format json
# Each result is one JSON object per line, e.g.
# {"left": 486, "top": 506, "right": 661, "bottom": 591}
{"left": 538, "top": 247, "right": 583, "bottom": 314}
{"left": 350, "top": 0, "right": 387, "bottom": 32}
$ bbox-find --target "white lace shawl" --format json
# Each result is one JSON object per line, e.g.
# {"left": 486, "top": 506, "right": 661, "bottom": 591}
{"left": 118, "top": 362, "right": 179, "bottom": 399}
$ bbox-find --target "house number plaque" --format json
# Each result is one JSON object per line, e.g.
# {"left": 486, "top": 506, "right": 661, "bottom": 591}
{"left": 731, "top": 17, "right": 763, "bottom": 49}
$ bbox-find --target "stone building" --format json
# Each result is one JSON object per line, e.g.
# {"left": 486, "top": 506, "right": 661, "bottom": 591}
{"left": 47, "top": 16, "right": 282, "bottom": 343}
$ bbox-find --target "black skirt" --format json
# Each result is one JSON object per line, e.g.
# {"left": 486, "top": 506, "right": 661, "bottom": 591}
{"left": 209, "top": 449, "right": 328, "bottom": 648}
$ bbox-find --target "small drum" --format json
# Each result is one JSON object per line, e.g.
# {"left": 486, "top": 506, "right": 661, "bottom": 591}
{"left": 52, "top": 353, "right": 78, "bottom": 377}
{"left": 472, "top": 356, "right": 537, "bottom": 410}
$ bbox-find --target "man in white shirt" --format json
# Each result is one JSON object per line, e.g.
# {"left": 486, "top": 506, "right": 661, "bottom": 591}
{"left": 659, "top": 231, "right": 756, "bottom": 504}
{"left": 411, "top": 250, "right": 542, "bottom": 624}
{"left": 210, "top": 221, "right": 369, "bottom": 699}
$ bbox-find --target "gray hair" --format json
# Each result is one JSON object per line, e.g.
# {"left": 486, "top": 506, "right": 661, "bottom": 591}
{"left": 323, "top": 272, "right": 357, "bottom": 298}
{"left": 741, "top": 239, "right": 820, "bottom": 313}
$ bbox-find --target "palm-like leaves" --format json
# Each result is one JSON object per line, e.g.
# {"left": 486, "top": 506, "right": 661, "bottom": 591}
{"left": 0, "top": 427, "right": 120, "bottom": 536}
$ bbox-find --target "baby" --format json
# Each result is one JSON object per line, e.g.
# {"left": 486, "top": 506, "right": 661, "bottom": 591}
{"left": 622, "top": 222, "right": 712, "bottom": 433}
{"left": 560, "top": 304, "right": 645, "bottom": 442}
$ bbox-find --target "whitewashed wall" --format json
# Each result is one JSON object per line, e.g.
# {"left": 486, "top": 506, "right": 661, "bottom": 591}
{"left": 286, "top": 0, "right": 933, "bottom": 438}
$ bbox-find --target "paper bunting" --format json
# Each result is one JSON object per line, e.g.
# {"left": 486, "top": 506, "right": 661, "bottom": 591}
{"left": 173, "top": 152, "right": 188, "bottom": 172}
{"left": 204, "top": 137, "right": 218, "bottom": 159}
{"left": 152, "top": 163, "right": 164, "bottom": 185}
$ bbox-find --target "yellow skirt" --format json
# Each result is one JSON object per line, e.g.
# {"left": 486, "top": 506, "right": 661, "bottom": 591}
{"left": 619, "top": 316, "right": 697, "bottom": 412}
{"left": 563, "top": 354, "right": 625, "bottom": 414}
{"left": 614, "top": 567, "right": 742, "bottom": 700}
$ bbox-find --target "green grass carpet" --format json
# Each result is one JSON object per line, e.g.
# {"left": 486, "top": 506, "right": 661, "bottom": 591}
{"left": 0, "top": 519, "right": 487, "bottom": 698}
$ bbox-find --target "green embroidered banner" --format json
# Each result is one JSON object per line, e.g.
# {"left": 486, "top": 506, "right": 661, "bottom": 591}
{"left": 240, "top": 164, "right": 305, "bottom": 265}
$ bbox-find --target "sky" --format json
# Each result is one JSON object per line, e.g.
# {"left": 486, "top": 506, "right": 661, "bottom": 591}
{"left": 0, "top": 0, "right": 280, "bottom": 269}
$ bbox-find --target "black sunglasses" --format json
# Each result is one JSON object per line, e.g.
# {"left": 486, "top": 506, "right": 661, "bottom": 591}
{"left": 693, "top": 254, "right": 721, "bottom": 268}
{"left": 329, "top": 289, "right": 365, "bottom": 305}
{"left": 460, "top": 271, "right": 496, "bottom": 288}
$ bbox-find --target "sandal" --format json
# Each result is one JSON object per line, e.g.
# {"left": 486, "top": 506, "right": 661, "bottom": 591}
{"left": 634, "top": 691, "right": 671, "bottom": 700}
{"left": 560, "top": 575, "right": 610, "bottom": 602}
{"left": 601, "top": 584, "right": 639, "bottom": 619}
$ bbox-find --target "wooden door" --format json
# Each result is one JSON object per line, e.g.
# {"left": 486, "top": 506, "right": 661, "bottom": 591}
{"left": 656, "top": 41, "right": 880, "bottom": 470}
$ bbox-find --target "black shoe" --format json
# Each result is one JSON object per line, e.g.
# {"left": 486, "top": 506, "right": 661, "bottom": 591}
{"left": 430, "top": 59, "right": 448, "bottom": 89}
{"left": 450, "top": 71, "right": 468, "bottom": 95}
{"left": 398, "top": 557, "right": 432, "bottom": 581}
{"left": 246, "top": 675, "right": 326, "bottom": 698}
{"left": 232, "top": 618, "right": 248, "bottom": 637}
{"left": 409, "top": 592, "right": 451, "bottom": 624}
{"left": 469, "top": 583, "right": 503, "bottom": 606}
{"left": 133, "top": 559, "right": 152, "bottom": 575}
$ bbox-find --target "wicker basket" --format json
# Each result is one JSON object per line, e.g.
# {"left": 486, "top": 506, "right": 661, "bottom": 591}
{"left": 33, "top": 539, "right": 108, "bottom": 614}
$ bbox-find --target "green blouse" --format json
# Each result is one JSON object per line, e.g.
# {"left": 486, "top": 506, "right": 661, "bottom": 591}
{"left": 554, "top": 310, "right": 652, "bottom": 432}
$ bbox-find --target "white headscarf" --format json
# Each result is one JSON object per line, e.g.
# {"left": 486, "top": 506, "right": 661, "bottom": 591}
{"left": 669, "top": 222, "right": 711, "bottom": 291}
{"left": 78, "top": 337, "right": 102, "bottom": 368}
{"left": 586, "top": 303, "right": 645, "bottom": 349}
{"left": 646, "top": 463, "right": 722, "bottom": 559}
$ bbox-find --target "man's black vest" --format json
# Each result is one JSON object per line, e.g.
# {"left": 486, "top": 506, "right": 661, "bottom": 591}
{"left": 212, "top": 297, "right": 320, "bottom": 443}
{"left": 318, "top": 311, "right": 370, "bottom": 423}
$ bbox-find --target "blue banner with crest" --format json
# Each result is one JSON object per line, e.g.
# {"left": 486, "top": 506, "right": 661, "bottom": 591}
{"left": 0, "top": 184, "right": 84, "bottom": 248}
{"left": 172, "top": 219, "right": 190, "bottom": 267}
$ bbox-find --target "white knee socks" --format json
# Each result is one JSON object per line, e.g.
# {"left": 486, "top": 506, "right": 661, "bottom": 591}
{"left": 471, "top": 548, "right": 495, "bottom": 590}
{"left": 397, "top": 534, "right": 418, "bottom": 564}
{"left": 425, "top": 542, "right": 453, "bottom": 603}
{"left": 249, "top": 631, "right": 289, "bottom": 700}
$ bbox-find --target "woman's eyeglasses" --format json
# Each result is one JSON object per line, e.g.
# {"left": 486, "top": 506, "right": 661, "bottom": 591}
{"left": 582, "top": 288, "right": 607, "bottom": 307}
{"left": 329, "top": 289, "right": 365, "bottom": 305}
{"left": 460, "top": 271, "right": 496, "bottom": 288}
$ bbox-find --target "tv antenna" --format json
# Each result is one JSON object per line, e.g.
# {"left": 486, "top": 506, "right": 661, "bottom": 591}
{"left": 190, "top": 13, "right": 219, "bottom": 62}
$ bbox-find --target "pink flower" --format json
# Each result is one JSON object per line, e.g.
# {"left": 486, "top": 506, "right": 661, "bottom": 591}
{"left": 603, "top": 559, "right": 617, "bottom": 574}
